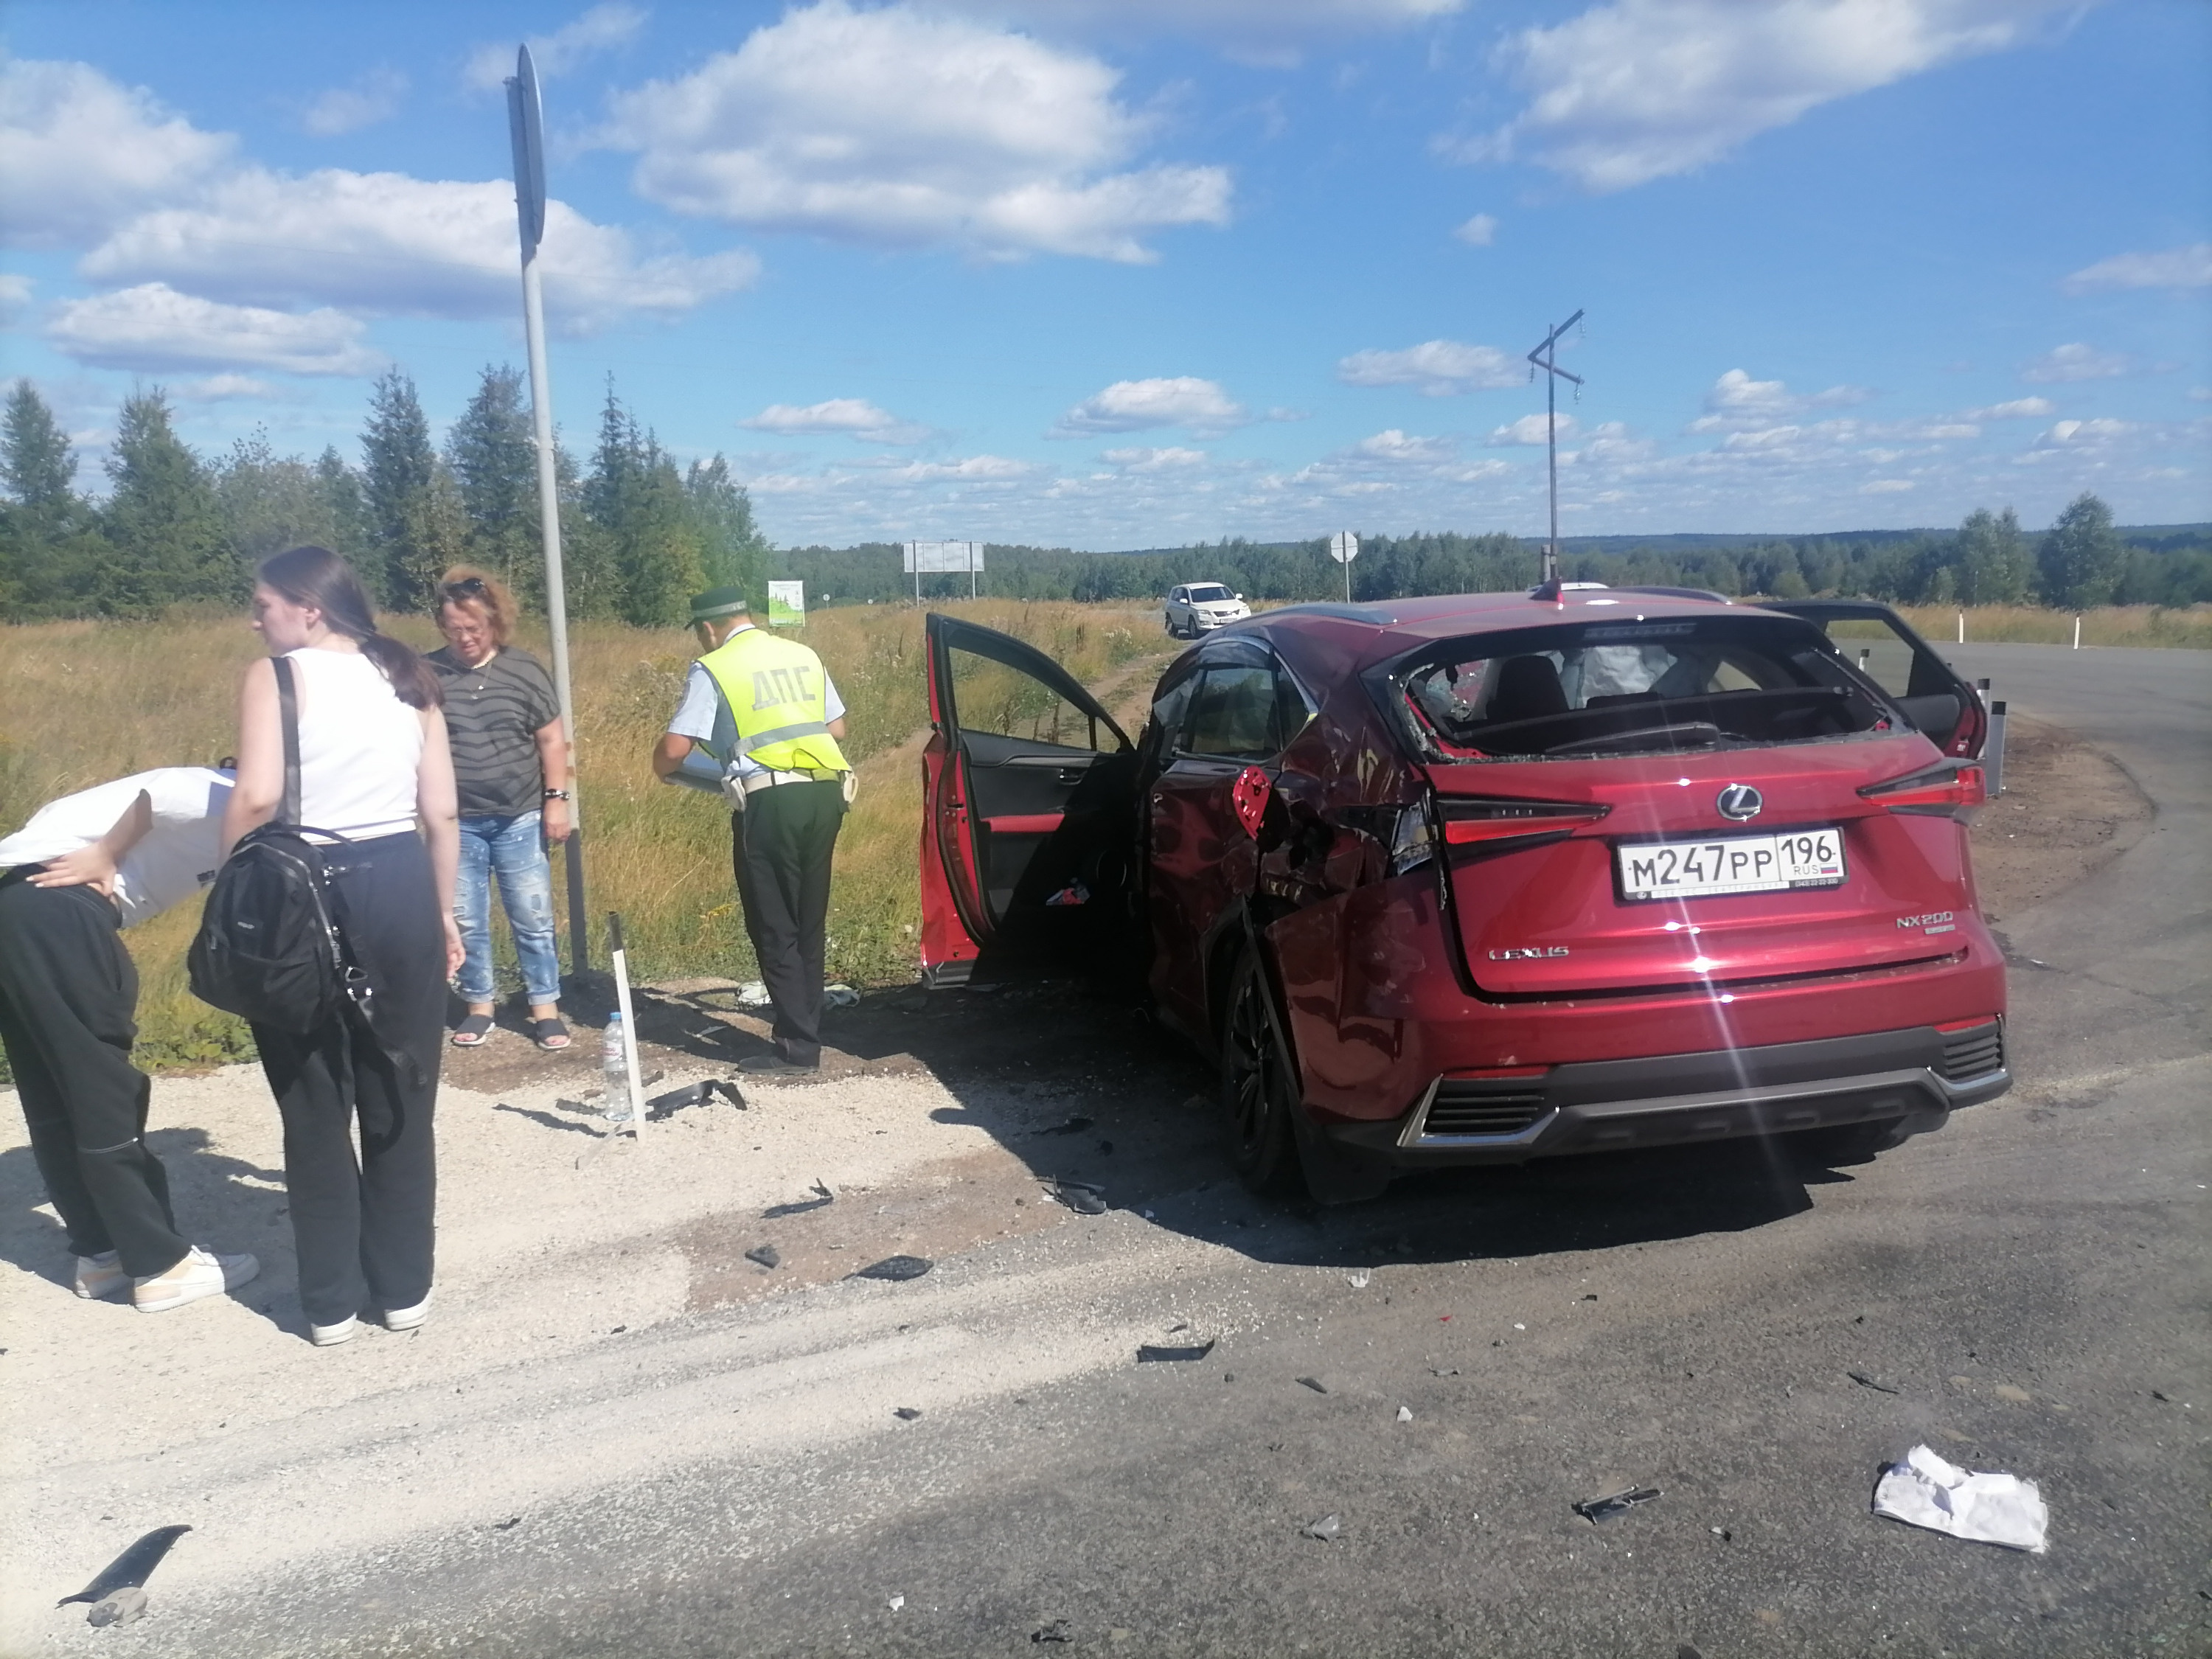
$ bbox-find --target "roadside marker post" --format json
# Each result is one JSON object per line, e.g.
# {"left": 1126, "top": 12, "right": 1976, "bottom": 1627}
{"left": 1987, "top": 701, "right": 2008, "bottom": 796}
{"left": 2073, "top": 615, "right": 2082, "bottom": 650}
{"left": 607, "top": 913, "right": 646, "bottom": 1142}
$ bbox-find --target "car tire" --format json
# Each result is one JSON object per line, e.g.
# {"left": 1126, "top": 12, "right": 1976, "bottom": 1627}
{"left": 1220, "top": 946, "right": 1301, "bottom": 1197}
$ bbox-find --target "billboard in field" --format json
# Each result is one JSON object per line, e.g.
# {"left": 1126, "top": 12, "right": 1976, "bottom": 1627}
{"left": 766, "top": 580, "right": 805, "bottom": 626}
{"left": 902, "top": 540, "right": 984, "bottom": 574}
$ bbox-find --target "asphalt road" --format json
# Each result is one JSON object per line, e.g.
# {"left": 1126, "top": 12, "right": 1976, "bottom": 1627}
{"left": 68, "top": 644, "right": 2212, "bottom": 1659}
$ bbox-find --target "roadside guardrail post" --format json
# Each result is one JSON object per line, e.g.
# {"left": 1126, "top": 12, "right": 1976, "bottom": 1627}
{"left": 1986, "top": 700, "right": 2007, "bottom": 796}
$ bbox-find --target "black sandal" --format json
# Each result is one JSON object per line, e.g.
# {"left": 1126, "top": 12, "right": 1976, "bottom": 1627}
{"left": 531, "top": 1017, "right": 572, "bottom": 1051}
{"left": 451, "top": 1013, "right": 495, "bottom": 1047}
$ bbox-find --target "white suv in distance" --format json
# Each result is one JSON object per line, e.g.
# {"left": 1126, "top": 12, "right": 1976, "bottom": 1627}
{"left": 1164, "top": 582, "right": 1251, "bottom": 639}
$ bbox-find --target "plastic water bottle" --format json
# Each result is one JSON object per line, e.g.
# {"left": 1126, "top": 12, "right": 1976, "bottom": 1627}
{"left": 600, "top": 1012, "right": 633, "bottom": 1123}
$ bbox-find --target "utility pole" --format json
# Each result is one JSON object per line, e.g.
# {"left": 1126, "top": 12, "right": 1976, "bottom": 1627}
{"left": 1526, "top": 310, "right": 1584, "bottom": 585}
{"left": 507, "top": 44, "right": 589, "bottom": 973}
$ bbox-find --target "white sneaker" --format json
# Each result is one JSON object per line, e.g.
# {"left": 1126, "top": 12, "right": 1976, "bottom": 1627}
{"left": 310, "top": 1315, "right": 359, "bottom": 1347}
{"left": 381, "top": 1293, "right": 431, "bottom": 1332}
{"left": 132, "top": 1246, "right": 260, "bottom": 1312}
{"left": 74, "top": 1251, "right": 128, "bottom": 1301}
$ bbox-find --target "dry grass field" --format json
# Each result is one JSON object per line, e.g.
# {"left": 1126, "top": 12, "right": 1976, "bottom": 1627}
{"left": 1893, "top": 602, "right": 2212, "bottom": 649}
{"left": 0, "top": 600, "right": 1167, "bottom": 1071}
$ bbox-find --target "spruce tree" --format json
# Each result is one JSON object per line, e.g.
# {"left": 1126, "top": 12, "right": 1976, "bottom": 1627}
{"left": 2038, "top": 493, "right": 2126, "bottom": 609}
{"left": 360, "top": 369, "right": 437, "bottom": 611}
{"left": 1, "top": 380, "right": 98, "bottom": 617}
{"left": 316, "top": 446, "right": 375, "bottom": 579}
{"left": 445, "top": 364, "right": 540, "bottom": 597}
{"left": 686, "top": 453, "right": 769, "bottom": 599}
{"left": 101, "top": 388, "right": 229, "bottom": 616}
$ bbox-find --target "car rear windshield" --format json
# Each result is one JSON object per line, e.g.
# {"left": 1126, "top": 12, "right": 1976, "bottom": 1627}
{"left": 1387, "top": 614, "right": 1894, "bottom": 761}
{"left": 1186, "top": 585, "right": 1233, "bottom": 603}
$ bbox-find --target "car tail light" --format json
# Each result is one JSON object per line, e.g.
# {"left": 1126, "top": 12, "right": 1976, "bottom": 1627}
{"left": 1439, "top": 797, "right": 1612, "bottom": 847}
{"left": 1860, "top": 762, "right": 1986, "bottom": 820}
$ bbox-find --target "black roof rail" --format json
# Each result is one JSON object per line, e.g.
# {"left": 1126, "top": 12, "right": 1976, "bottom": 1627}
{"left": 1610, "top": 585, "right": 1732, "bottom": 603}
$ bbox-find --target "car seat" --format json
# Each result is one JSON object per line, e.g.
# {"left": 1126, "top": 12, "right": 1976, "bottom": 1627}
{"left": 1489, "top": 655, "right": 1571, "bottom": 724}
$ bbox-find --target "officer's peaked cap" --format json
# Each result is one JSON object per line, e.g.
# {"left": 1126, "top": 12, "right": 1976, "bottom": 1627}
{"left": 689, "top": 586, "right": 750, "bottom": 623}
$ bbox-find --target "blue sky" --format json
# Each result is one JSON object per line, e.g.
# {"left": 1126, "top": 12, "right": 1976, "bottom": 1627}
{"left": 3, "top": 0, "right": 2207, "bottom": 550}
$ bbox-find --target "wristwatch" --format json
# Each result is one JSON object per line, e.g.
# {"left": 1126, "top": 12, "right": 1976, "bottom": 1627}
{"left": 543, "top": 788, "right": 571, "bottom": 800}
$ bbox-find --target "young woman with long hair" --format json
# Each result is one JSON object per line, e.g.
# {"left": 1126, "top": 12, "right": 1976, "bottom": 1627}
{"left": 220, "top": 546, "right": 461, "bottom": 1346}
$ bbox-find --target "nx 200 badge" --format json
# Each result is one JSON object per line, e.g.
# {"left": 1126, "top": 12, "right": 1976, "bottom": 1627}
{"left": 1716, "top": 784, "right": 1764, "bottom": 821}
{"left": 1489, "top": 946, "right": 1571, "bottom": 960}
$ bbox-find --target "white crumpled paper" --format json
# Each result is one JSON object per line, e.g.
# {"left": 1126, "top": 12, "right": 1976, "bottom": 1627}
{"left": 1872, "top": 1444, "right": 2048, "bottom": 1552}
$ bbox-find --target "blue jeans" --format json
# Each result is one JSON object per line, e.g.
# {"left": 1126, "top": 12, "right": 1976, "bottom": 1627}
{"left": 454, "top": 812, "right": 561, "bottom": 1006}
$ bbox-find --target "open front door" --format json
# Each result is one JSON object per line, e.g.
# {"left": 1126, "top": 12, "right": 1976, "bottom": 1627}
{"left": 1763, "top": 599, "right": 1986, "bottom": 758}
{"left": 919, "top": 613, "right": 1137, "bottom": 988}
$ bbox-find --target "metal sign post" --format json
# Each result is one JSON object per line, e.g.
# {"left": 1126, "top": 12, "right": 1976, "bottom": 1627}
{"left": 902, "top": 541, "right": 985, "bottom": 603}
{"left": 1329, "top": 531, "right": 1359, "bottom": 604}
{"left": 1526, "top": 310, "right": 1585, "bottom": 586}
{"left": 507, "top": 45, "right": 588, "bottom": 973}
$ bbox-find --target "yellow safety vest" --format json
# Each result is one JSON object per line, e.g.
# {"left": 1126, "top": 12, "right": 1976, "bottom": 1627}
{"left": 696, "top": 626, "right": 851, "bottom": 774}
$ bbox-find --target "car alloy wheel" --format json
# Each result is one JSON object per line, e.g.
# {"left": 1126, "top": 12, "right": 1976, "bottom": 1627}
{"left": 1220, "top": 947, "right": 1299, "bottom": 1194}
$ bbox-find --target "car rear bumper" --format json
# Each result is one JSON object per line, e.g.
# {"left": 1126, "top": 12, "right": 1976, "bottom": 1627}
{"left": 1318, "top": 1021, "right": 2008, "bottom": 1168}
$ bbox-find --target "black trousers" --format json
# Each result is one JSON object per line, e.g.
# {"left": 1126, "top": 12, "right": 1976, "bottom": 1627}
{"left": 731, "top": 781, "right": 844, "bottom": 1066}
{"left": 0, "top": 872, "right": 189, "bottom": 1278}
{"left": 251, "top": 832, "right": 445, "bottom": 1326}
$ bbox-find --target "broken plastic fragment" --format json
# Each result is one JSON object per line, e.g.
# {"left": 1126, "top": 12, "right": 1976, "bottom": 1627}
{"left": 1301, "top": 1514, "right": 1342, "bottom": 1541}
{"left": 1573, "top": 1486, "right": 1662, "bottom": 1523}
{"left": 1849, "top": 1369, "right": 1903, "bottom": 1394}
{"left": 824, "top": 984, "right": 860, "bottom": 1008}
{"left": 1137, "top": 1340, "right": 1217, "bottom": 1363}
{"left": 58, "top": 1526, "right": 191, "bottom": 1609}
{"left": 1297, "top": 1376, "right": 1329, "bottom": 1394}
{"left": 1396, "top": 1406, "right": 1413, "bottom": 1423}
{"left": 1043, "top": 880, "right": 1091, "bottom": 908}
{"left": 1346, "top": 1273, "right": 1370, "bottom": 1289}
{"left": 894, "top": 1407, "right": 922, "bottom": 1421}
{"left": 888, "top": 1595, "right": 905, "bottom": 1612}
{"left": 86, "top": 1587, "right": 147, "bottom": 1628}
{"left": 745, "top": 1244, "right": 781, "bottom": 1270}
{"left": 1046, "top": 1180, "right": 1107, "bottom": 1215}
{"left": 1036, "top": 1116, "right": 1095, "bottom": 1137}
{"left": 647, "top": 1078, "right": 746, "bottom": 1121}
{"left": 850, "top": 1255, "right": 933, "bottom": 1282}
{"left": 1033, "top": 1618, "right": 1075, "bottom": 1643}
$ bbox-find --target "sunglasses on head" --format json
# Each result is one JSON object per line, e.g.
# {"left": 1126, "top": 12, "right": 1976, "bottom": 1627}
{"left": 442, "top": 577, "right": 489, "bottom": 600}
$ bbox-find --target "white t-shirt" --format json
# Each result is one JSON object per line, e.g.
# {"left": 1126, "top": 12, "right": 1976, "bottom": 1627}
{"left": 0, "top": 768, "right": 232, "bottom": 928}
{"left": 667, "top": 630, "right": 846, "bottom": 782}
{"left": 285, "top": 647, "right": 422, "bottom": 838}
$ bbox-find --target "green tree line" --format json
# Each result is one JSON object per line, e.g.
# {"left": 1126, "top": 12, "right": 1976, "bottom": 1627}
{"left": 0, "top": 370, "right": 768, "bottom": 624}
{"left": 779, "top": 498, "right": 2209, "bottom": 612}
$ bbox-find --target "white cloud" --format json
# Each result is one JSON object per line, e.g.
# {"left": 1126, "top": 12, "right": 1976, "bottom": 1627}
{"left": 741, "top": 397, "right": 927, "bottom": 442}
{"left": 0, "top": 58, "right": 234, "bottom": 248}
{"left": 1487, "top": 412, "right": 1577, "bottom": 446}
{"left": 1860, "top": 478, "right": 1914, "bottom": 494}
{"left": 1465, "top": 0, "right": 2079, "bottom": 192}
{"left": 172, "top": 373, "right": 283, "bottom": 402}
{"left": 2020, "top": 342, "right": 2131, "bottom": 383}
{"left": 80, "top": 168, "right": 757, "bottom": 330}
{"left": 2061, "top": 243, "right": 2212, "bottom": 296}
{"left": 1686, "top": 367, "right": 1872, "bottom": 431}
{"left": 871, "top": 453, "right": 1037, "bottom": 481}
{"left": 1353, "top": 428, "right": 1458, "bottom": 462}
{"left": 301, "top": 69, "right": 408, "bottom": 137}
{"left": 465, "top": 4, "right": 649, "bottom": 91}
{"left": 1337, "top": 338, "right": 1523, "bottom": 397}
{"left": 2037, "top": 417, "right": 2135, "bottom": 447}
{"left": 1101, "top": 445, "right": 1209, "bottom": 471}
{"left": 1452, "top": 213, "right": 1498, "bottom": 246}
{"left": 0, "top": 271, "right": 30, "bottom": 324}
{"left": 1052, "top": 376, "right": 1247, "bottom": 436}
{"left": 46, "top": 283, "right": 383, "bottom": 376}
{"left": 1964, "top": 396, "right": 2054, "bottom": 420}
{"left": 597, "top": 1, "right": 1231, "bottom": 262}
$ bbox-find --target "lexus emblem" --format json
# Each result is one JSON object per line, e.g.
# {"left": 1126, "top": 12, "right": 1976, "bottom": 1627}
{"left": 1717, "top": 785, "right": 1763, "bottom": 821}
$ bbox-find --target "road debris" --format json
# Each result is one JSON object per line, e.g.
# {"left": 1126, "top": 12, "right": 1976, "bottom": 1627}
{"left": 888, "top": 1596, "right": 905, "bottom": 1613}
{"left": 1032, "top": 1618, "right": 1075, "bottom": 1643}
{"left": 894, "top": 1407, "right": 922, "bottom": 1422}
{"left": 734, "top": 981, "right": 771, "bottom": 1006}
{"left": 850, "top": 1255, "right": 933, "bottom": 1282}
{"left": 1036, "top": 1115, "right": 1096, "bottom": 1137}
{"left": 1346, "top": 1273, "right": 1371, "bottom": 1289}
{"left": 647, "top": 1078, "right": 745, "bottom": 1121}
{"left": 491, "top": 1517, "right": 522, "bottom": 1531}
{"left": 764, "top": 1180, "right": 835, "bottom": 1220}
{"left": 1297, "top": 1376, "right": 1329, "bottom": 1394}
{"left": 1137, "top": 1339, "right": 1217, "bottom": 1363}
{"left": 1431, "top": 1367, "right": 1460, "bottom": 1377}
{"left": 824, "top": 984, "right": 860, "bottom": 1009}
{"left": 1872, "top": 1444, "right": 2048, "bottom": 1552}
{"left": 1396, "top": 1406, "right": 1413, "bottom": 1422}
{"left": 1044, "top": 1179, "right": 1107, "bottom": 1216}
{"left": 1573, "top": 1486, "right": 1662, "bottom": 1523}
{"left": 1301, "top": 1514, "right": 1342, "bottom": 1542}
{"left": 1849, "top": 1369, "right": 1904, "bottom": 1394}
{"left": 58, "top": 1526, "right": 191, "bottom": 1624}
{"left": 744, "top": 1245, "right": 781, "bottom": 1270}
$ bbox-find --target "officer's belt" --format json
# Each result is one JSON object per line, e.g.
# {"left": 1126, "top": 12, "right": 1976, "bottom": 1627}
{"left": 738, "top": 768, "right": 844, "bottom": 794}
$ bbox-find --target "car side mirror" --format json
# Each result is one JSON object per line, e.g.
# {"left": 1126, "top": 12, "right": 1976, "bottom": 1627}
{"left": 1234, "top": 593, "right": 1245, "bottom": 601}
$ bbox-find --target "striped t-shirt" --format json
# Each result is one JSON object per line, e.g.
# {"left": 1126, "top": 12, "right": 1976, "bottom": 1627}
{"left": 426, "top": 645, "right": 561, "bottom": 815}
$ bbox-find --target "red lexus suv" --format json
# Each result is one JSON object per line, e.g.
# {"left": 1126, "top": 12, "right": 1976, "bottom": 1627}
{"left": 919, "top": 586, "right": 2008, "bottom": 1203}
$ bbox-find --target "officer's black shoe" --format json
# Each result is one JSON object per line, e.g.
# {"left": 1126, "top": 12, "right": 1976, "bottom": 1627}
{"left": 738, "top": 1053, "right": 819, "bottom": 1079}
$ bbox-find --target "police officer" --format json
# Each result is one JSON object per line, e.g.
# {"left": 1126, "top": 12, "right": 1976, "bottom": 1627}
{"left": 653, "top": 586, "right": 852, "bottom": 1077}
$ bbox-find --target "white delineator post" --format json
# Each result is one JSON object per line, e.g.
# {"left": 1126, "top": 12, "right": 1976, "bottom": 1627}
{"left": 507, "top": 44, "right": 588, "bottom": 973}
{"left": 2073, "top": 615, "right": 2082, "bottom": 650}
{"left": 1958, "top": 611, "right": 1965, "bottom": 644}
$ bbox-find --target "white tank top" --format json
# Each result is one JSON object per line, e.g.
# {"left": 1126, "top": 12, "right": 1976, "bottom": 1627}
{"left": 283, "top": 647, "right": 423, "bottom": 839}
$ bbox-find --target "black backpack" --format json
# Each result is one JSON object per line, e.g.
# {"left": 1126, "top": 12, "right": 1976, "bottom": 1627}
{"left": 188, "top": 657, "right": 359, "bottom": 1034}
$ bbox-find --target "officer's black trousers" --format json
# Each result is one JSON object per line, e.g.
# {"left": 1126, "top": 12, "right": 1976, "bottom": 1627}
{"left": 251, "top": 832, "right": 444, "bottom": 1326}
{"left": 731, "top": 781, "right": 844, "bottom": 1067}
{"left": 0, "top": 872, "right": 190, "bottom": 1279}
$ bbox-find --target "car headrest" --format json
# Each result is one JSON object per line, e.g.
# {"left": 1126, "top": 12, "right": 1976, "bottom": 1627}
{"left": 1491, "top": 655, "right": 1570, "bottom": 724}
